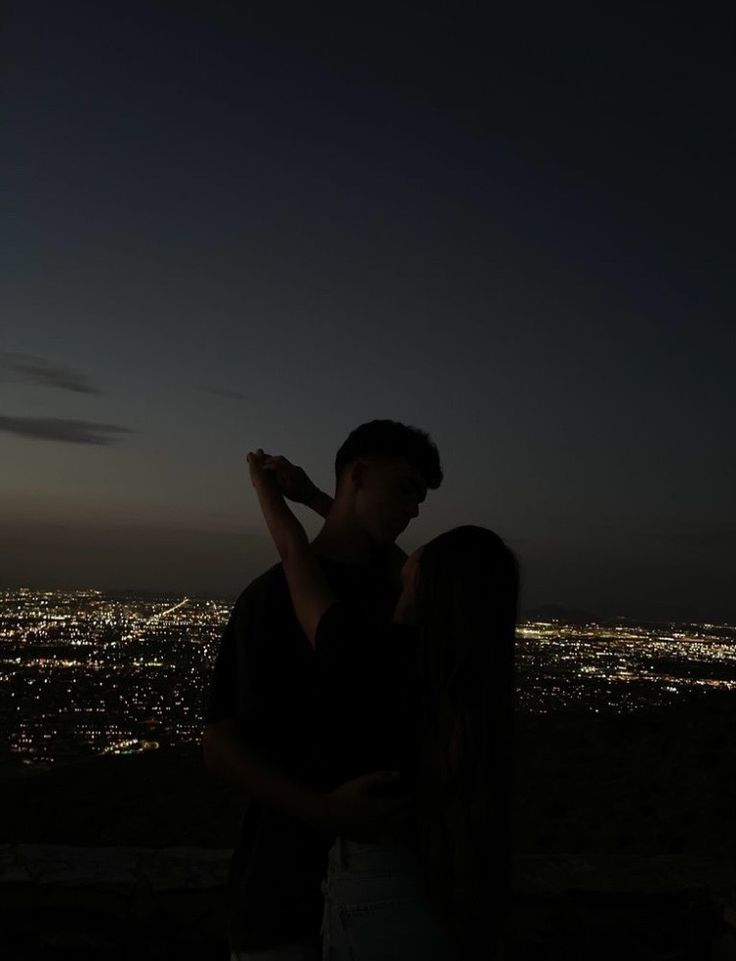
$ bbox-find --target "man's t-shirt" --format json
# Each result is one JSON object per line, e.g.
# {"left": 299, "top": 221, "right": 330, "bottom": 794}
{"left": 203, "top": 555, "right": 398, "bottom": 952}
{"left": 313, "top": 601, "right": 419, "bottom": 797}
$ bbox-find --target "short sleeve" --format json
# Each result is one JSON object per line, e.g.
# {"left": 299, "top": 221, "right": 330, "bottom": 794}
{"left": 202, "top": 584, "right": 271, "bottom": 725}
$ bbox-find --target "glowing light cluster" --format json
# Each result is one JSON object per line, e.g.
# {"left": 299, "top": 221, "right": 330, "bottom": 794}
{"left": 1, "top": 589, "right": 735, "bottom": 767}
{"left": 0, "top": 588, "right": 230, "bottom": 766}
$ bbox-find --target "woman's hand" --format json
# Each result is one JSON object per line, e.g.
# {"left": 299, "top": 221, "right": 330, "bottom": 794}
{"left": 260, "top": 453, "right": 320, "bottom": 505}
{"left": 247, "top": 449, "right": 278, "bottom": 491}
{"left": 322, "top": 771, "right": 416, "bottom": 843}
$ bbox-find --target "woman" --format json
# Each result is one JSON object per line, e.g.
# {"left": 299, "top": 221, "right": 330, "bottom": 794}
{"left": 247, "top": 449, "right": 518, "bottom": 961}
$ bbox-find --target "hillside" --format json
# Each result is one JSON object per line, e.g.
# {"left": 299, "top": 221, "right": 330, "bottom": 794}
{"left": 2, "top": 699, "right": 735, "bottom": 856}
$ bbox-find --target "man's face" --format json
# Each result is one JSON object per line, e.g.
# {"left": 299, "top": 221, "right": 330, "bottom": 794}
{"left": 353, "top": 457, "right": 427, "bottom": 544}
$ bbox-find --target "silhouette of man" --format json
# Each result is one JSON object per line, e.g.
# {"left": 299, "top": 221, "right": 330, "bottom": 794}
{"left": 203, "top": 420, "right": 442, "bottom": 960}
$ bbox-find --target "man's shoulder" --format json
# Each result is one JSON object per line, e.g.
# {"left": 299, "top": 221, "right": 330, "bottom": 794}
{"left": 229, "top": 554, "right": 395, "bottom": 622}
{"left": 233, "top": 555, "right": 349, "bottom": 606}
{"left": 232, "top": 562, "right": 288, "bottom": 611}
{"left": 218, "top": 563, "right": 291, "bottom": 646}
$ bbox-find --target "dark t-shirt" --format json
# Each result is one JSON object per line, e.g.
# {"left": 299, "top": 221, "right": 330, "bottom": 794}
{"left": 313, "top": 601, "right": 418, "bottom": 796}
{"left": 203, "top": 555, "right": 398, "bottom": 951}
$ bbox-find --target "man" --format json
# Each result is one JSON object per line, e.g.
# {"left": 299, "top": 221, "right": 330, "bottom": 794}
{"left": 203, "top": 420, "right": 443, "bottom": 960}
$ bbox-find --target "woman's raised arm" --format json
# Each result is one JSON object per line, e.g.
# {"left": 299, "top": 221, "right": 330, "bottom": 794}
{"left": 247, "top": 450, "right": 335, "bottom": 646}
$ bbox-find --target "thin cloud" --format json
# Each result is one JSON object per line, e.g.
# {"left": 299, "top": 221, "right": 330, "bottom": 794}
{"left": 1, "top": 353, "right": 102, "bottom": 395}
{"left": 200, "top": 387, "right": 250, "bottom": 401}
{"left": 0, "top": 416, "right": 134, "bottom": 445}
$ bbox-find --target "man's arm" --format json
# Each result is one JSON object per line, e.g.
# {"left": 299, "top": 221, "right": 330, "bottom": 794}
{"left": 203, "top": 720, "right": 413, "bottom": 841}
{"left": 305, "top": 488, "right": 334, "bottom": 519}
{"left": 201, "top": 598, "right": 327, "bottom": 824}
{"left": 202, "top": 719, "right": 328, "bottom": 825}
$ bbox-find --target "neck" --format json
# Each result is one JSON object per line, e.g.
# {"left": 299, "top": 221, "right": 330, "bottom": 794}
{"left": 311, "top": 512, "right": 379, "bottom": 565}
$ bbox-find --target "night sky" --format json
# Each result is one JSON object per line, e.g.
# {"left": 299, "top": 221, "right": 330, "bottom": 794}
{"left": 2, "top": 2, "right": 734, "bottom": 620}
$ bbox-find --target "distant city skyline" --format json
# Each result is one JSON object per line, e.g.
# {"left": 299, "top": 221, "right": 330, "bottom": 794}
{"left": 2, "top": 4, "right": 734, "bottom": 621}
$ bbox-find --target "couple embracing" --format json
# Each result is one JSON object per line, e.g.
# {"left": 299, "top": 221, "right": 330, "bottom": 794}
{"left": 203, "top": 420, "right": 518, "bottom": 961}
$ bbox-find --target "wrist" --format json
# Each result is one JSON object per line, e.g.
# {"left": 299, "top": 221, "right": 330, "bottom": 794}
{"left": 306, "top": 488, "right": 334, "bottom": 520}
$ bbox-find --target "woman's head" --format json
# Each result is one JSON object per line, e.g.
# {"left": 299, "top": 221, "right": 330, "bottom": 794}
{"left": 396, "top": 525, "right": 518, "bottom": 638}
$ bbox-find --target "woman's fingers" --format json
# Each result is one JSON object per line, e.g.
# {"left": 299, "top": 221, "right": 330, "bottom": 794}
{"left": 246, "top": 450, "right": 268, "bottom": 479}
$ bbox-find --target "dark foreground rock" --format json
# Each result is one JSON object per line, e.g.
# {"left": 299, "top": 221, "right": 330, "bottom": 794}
{"left": 1, "top": 844, "right": 229, "bottom": 960}
{"left": 1, "top": 844, "right": 734, "bottom": 960}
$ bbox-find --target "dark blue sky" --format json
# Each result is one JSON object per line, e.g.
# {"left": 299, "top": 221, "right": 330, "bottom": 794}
{"left": 2, "top": 2, "right": 734, "bottom": 619}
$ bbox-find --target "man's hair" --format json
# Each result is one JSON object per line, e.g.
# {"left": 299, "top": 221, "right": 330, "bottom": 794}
{"left": 334, "top": 419, "right": 443, "bottom": 489}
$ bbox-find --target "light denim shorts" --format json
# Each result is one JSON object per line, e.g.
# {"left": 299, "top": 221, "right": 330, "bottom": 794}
{"left": 319, "top": 836, "right": 458, "bottom": 961}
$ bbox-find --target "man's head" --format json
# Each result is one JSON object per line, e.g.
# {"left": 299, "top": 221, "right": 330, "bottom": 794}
{"left": 333, "top": 420, "right": 442, "bottom": 544}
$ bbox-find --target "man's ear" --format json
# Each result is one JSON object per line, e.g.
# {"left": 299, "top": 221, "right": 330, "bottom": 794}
{"left": 349, "top": 459, "right": 367, "bottom": 491}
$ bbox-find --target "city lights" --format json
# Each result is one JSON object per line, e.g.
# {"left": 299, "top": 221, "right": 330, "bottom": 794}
{"left": 0, "top": 589, "right": 229, "bottom": 766}
{"left": 1, "top": 588, "right": 735, "bottom": 766}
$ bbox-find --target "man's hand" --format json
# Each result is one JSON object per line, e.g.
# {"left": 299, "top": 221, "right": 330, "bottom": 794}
{"left": 322, "top": 771, "right": 416, "bottom": 843}
{"left": 260, "top": 453, "right": 320, "bottom": 505}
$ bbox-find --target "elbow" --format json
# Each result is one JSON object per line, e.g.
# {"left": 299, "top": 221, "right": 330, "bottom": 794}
{"left": 202, "top": 718, "right": 240, "bottom": 776}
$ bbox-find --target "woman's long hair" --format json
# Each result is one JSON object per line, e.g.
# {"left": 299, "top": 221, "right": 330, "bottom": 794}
{"left": 406, "top": 525, "right": 518, "bottom": 960}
